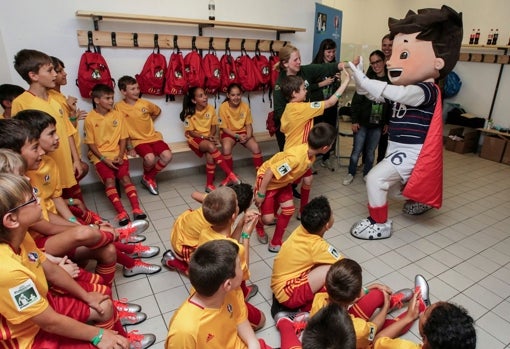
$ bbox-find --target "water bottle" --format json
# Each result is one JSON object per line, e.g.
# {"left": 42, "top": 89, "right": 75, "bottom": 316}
{"left": 208, "top": 0, "right": 215, "bottom": 20}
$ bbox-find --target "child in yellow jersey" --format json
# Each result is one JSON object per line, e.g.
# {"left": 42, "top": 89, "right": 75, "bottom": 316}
{"left": 115, "top": 76, "right": 172, "bottom": 196}
{"left": 374, "top": 302, "right": 475, "bottom": 349}
{"left": 0, "top": 83, "right": 24, "bottom": 119}
{"left": 279, "top": 72, "right": 350, "bottom": 218}
{"left": 254, "top": 123, "right": 336, "bottom": 252}
{"left": 166, "top": 239, "right": 271, "bottom": 349}
{"left": 219, "top": 83, "right": 263, "bottom": 172}
{"left": 11, "top": 49, "right": 83, "bottom": 190}
{"left": 84, "top": 84, "right": 147, "bottom": 226}
{"left": 305, "top": 259, "right": 424, "bottom": 349}
{"left": 180, "top": 86, "right": 241, "bottom": 193}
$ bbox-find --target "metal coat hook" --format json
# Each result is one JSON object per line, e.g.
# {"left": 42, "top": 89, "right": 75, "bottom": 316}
{"left": 225, "top": 38, "right": 231, "bottom": 54}
{"left": 192, "top": 36, "right": 197, "bottom": 51}
{"left": 255, "top": 40, "right": 261, "bottom": 55}
{"left": 153, "top": 34, "right": 160, "bottom": 51}
{"left": 241, "top": 39, "right": 246, "bottom": 54}
{"left": 87, "top": 31, "right": 94, "bottom": 51}
{"left": 173, "top": 35, "right": 180, "bottom": 52}
{"left": 133, "top": 33, "right": 138, "bottom": 47}
{"left": 208, "top": 37, "right": 215, "bottom": 52}
{"left": 111, "top": 32, "right": 117, "bottom": 47}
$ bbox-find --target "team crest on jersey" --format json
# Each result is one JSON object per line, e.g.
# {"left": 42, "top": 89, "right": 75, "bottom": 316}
{"left": 276, "top": 162, "right": 291, "bottom": 176}
{"left": 33, "top": 187, "right": 39, "bottom": 196}
{"left": 9, "top": 279, "right": 41, "bottom": 312}
{"left": 206, "top": 333, "right": 215, "bottom": 342}
{"left": 184, "top": 119, "right": 189, "bottom": 128}
{"left": 141, "top": 107, "right": 148, "bottom": 113}
{"left": 28, "top": 251, "right": 39, "bottom": 262}
{"left": 205, "top": 112, "right": 211, "bottom": 120}
{"left": 311, "top": 102, "right": 321, "bottom": 109}
{"left": 368, "top": 324, "right": 376, "bottom": 341}
{"left": 44, "top": 174, "right": 50, "bottom": 183}
{"left": 218, "top": 117, "right": 223, "bottom": 125}
{"left": 227, "top": 303, "right": 233, "bottom": 318}
{"left": 328, "top": 245, "right": 340, "bottom": 259}
{"left": 112, "top": 119, "right": 119, "bottom": 127}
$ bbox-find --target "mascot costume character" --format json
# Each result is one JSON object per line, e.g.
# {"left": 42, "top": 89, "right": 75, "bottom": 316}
{"left": 348, "top": 5, "right": 463, "bottom": 240}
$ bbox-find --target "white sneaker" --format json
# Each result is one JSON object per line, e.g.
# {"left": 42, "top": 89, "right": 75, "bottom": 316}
{"left": 343, "top": 173, "right": 354, "bottom": 185}
{"left": 351, "top": 219, "right": 392, "bottom": 240}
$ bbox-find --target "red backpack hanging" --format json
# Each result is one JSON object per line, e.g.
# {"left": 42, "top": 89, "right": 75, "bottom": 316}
{"left": 203, "top": 40, "right": 222, "bottom": 95}
{"left": 220, "top": 39, "right": 239, "bottom": 93}
{"left": 164, "top": 36, "right": 188, "bottom": 100}
{"left": 76, "top": 31, "right": 115, "bottom": 98}
{"left": 235, "top": 40, "right": 260, "bottom": 92}
{"left": 136, "top": 35, "right": 167, "bottom": 96}
{"left": 252, "top": 41, "right": 271, "bottom": 91}
{"left": 184, "top": 37, "right": 205, "bottom": 89}
{"left": 269, "top": 43, "right": 280, "bottom": 89}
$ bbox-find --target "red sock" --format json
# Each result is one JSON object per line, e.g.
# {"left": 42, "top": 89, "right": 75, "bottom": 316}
{"left": 223, "top": 154, "right": 233, "bottom": 172}
{"left": 114, "top": 241, "right": 135, "bottom": 254}
{"left": 277, "top": 317, "right": 302, "bottom": 349}
{"left": 106, "top": 186, "right": 126, "bottom": 214}
{"left": 349, "top": 289, "right": 384, "bottom": 320}
{"left": 368, "top": 203, "right": 389, "bottom": 223}
{"left": 88, "top": 230, "right": 115, "bottom": 250}
{"left": 62, "top": 184, "right": 84, "bottom": 202}
{"left": 272, "top": 206, "right": 294, "bottom": 246}
{"left": 116, "top": 250, "right": 135, "bottom": 268}
{"left": 123, "top": 183, "right": 141, "bottom": 211}
{"left": 146, "top": 159, "right": 167, "bottom": 180}
{"left": 299, "top": 182, "right": 311, "bottom": 214}
{"left": 211, "top": 149, "right": 231, "bottom": 175}
{"left": 206, "top": 163, "right": 216, "bottom": 186}
{"left": 252, "top": 153, "right": 263, "bottom": 170}
{"left": 95, "top": 262, "right": 116, "bottom": 286}
{"left": 143, "top": 162, "right": 154, "bottom": 178}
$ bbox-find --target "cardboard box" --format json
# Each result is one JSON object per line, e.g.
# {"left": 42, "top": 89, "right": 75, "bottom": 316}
{"left": 479, "top": 135, "right": 507, "bottom": 162}
{"left": 444, "top": 127, "right": 480, "bottom": 154}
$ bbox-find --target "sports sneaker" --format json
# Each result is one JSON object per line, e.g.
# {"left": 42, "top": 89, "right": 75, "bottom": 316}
{"left": 117, "top": 220, "right": 149, "bottom": 236}
{"left": 245, "top": 284, "right": 259, "bottom": 301}
{"left": 350, "top": 218, "right": 392, "bottom": 240}
{"left": 113, "top": 299, "right": 141, "bottom": 313}
{"left": 343, "top": 173, "right": 354, "bottom": 185}
{"left": 116, "top": 212, "right": 130, "bottom": 226}
{"left": 268, "top": 243, "right": 281, "bottom": 253}
{"left": 127, "top": 330, "right": 156, "bottom": 349}
{"left": 119, "top": 310, "right": 147, "bottom": 326}
{"left": 161, "top": 249, "right": 189, "bottom": 274}
{"left": 205, "top": 184, "right": 216, "bottom": 193}
{"left": 123, "top": 260, "right": 161, "bottom": 277}
{"left": 90, "top": 210, "right": 108, "bottom": 224}
{"left": 132, "top": 208, "right": 147, "bottom": 221}
{"left": 141, "top": 176, "right": 159, "bottom": 195}
{"left": 129, "top": 244, "right": 160, "bottom": 259}
{"left": 255, "top": 224, "right": 268, "bottom": 244}
{"left": 389, "top": 288, "right": 414, "bottom": 312}
{"left": 274, "top": 311, "right": 310, "bottom": 339}
{"left": 220, "top": 172, "right": 241, "bottom": 186}
{"left": 320, "top": 158, "right": 335, "bottom": 172}
{"left": 403, "top": 200, "right": 432, "bottom": 215}
{"left": 415, "top": 274, "right": 430, "bottom": 308}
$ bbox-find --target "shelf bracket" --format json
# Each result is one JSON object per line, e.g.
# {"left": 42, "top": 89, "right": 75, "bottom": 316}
{"left": 92, "top": 15, "right": 102, "bottom": 31}
{"left": 198, "top": 23, "right": 214, "bottom": 36}
{"left": 276, "top": 30, "right": 295, "bottom": 40}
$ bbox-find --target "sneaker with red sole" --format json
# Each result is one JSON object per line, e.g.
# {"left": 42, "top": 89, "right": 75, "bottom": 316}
{"left": 275, "top": 311, "right": 310, "bottom": 339}
{"left": 127, "top": 330, "right": 156, "bottom": 349}
{"left": 255, "top": 223, "right": 268, "bottom": 244}
{"left": 141, "top": 176, "right": 159, "bottom": 195}
{"left": 161, "top": 249, "right": 189, "bottom": 275}
{"left": 113, "top": 299, "right": 141, "bottom": 313}
{"left": 219, "top": 172, "right": 241, "bottom": 187}
{"left": 415, "top": 274, "right": 430, "bottom": 309}
{"left": 205, "top": 184, "right": 216, "bottom": 193}
{"left": 123, "top": 260, "right": 161, "bottom": 277}
{"left": 132, "top": 208, "right": 147, "bottom": 221}
{"left": 389, "top": 288, "right": 414, "bottom": 312}
{"left": 116, "top": 212, "right": 130, "bottom": 226}
{"left": 268, "top": 243, "right": 281, "bottom": 253}
{"left": 117, "top": 221, "right": 149, "bottom": 244}
{"left": 245, "top": 284, "right": 259, "bottom": 301}
{"left": 119, "top": 310, "right": 147, "bottom": 326}
{"left": 129, "top": 244, "right": 160, "bottom": 259}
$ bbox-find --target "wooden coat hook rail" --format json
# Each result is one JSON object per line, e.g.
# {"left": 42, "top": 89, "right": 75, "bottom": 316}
{"left": 77, "top": 30, "right": 289, "bottom": 52}
{"left": 459, "top": 45, "right": 510, "bottom": 64}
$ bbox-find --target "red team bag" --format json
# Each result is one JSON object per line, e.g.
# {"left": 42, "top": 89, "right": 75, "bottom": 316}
{"left": 203, "top": 45, "right": 222, "bottom": 95}
{"left": 220, "top": 45, "right": 239, "bottom": 93}
{"left": 184, "top": 43, "right": 205, "bottom": 89}
{"left": 164, "top": 49, "right": 188, "bottom": 100}
{"left": 136, "top": 47, "right": 167, "bottom": 96}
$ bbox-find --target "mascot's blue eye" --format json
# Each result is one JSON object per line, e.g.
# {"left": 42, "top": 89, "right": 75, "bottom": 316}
{"left": 400, "top": 52, "right": 409, "bottom": 59}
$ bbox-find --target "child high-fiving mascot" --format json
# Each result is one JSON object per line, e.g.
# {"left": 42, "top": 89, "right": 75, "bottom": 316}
{"left": 348, "top": 6, "right": 463, "bottom": 240}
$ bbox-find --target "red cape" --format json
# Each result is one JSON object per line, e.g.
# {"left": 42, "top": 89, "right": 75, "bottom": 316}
{"left": 402, "top": 85, "right": 443, "bottom": 209}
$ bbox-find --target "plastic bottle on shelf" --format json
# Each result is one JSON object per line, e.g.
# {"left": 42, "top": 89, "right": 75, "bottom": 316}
{"left": 486, "top": 29, "right": 494, "bottom": 45}
{"left": 474, "top": 29, "right": 480, "bottom": 44}
{"left": 492, "top": 29, "right": 499, "bottom": 45}
{"left": 208, "top": 0, "right": 215, "bottom": 20}
{"left": 469, "top": 29, "right": 475, "bottom": 44}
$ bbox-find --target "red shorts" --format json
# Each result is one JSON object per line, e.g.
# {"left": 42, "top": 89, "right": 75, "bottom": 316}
{"left": 281, "top": 271, "right": 315, "bottom": 311}
{"left": 95, "top": 160, "right": 130, "bottom": 181}
{"left": 134, "top": 140, "right": 170, "bottom": 158}
{"left": 187, "top": 137, "right": 207, "bottom": 157}
{"left": 255, "top": 182, "right": 293, "bottom": 216}
{"left": 179, "top": 245, "right": 196, "bottom": 263}
{"left": 246, "top": 301, "right": 263, "bottom": 327}
{"left": 221, "top": 130, "right": 247, "bottom": 142}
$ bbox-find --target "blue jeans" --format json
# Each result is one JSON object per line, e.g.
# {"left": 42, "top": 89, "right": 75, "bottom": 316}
{"left": 348, "top": 126, "right": 382, "bottom": 177}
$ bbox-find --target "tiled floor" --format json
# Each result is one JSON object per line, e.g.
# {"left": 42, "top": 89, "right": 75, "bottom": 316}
{"left": 83, "top": 132, "right": 510, "bottom": 348}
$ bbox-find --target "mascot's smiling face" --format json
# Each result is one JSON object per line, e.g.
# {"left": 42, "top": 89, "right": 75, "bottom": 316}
{"left": 386, "top": 32, "right": 444, "bottom": 86}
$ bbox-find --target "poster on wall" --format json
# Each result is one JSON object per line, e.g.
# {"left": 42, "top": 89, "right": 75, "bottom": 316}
{"left": 313, "top": 3, "right": 342, "bottom": 62}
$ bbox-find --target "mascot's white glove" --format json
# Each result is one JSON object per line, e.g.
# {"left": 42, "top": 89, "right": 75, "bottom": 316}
{"left": 348, "top": 58, "right": 388, "bottom": 100}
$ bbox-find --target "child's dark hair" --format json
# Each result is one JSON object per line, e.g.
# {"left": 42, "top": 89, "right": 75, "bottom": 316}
{"left": 118, "top": 75, "right": 138, "bottom": 91}
{"left": 189, "top": 239, "right": 239, "bottom": 297}
{"left": 325, "top": 259, "right": 362, "bottom": 306}
{"left": 301, "top": 196, "right": 331, "bottom": 234}
{"left": 50, "top": 56, "right": 65, "bottom": 70}
{"left": 91, "top": 84, "right": 115, "bottom": 108}
{"left": 0, "top": 84, "right": 25, "bottom": 109}
{"left": 0, "top": 119, "right": 38, "bottom": 153}
{"left": 302, "top": 303, "right": 356, "bottom": 349}
{"left": 202, "top": 186, "right": 237, "bottom": 226}
{"left": 280, "top": 75, "right": 304, "bottom": 102}
{"left": 312, "top": 38, "right": 337, "bottom": 64}
{"left": 222, "top": 83, "right": 243, "bottom": 103}
{"left": 229, "top": 183, "right": 253, "bottom": 213}
{"left": 423, "top": 302, "right": 476, "bottom": 349}
{"left": 14, "top": 109, "right": 56, "bottom": 138}
{"left": 388, "top": 5, "right": 463, "bottom": 79}
{"left": 13, "top": 49, "right": 53, "bottom": 84}
{"left": 308, "top": 122, "right": 336, "bottom": 150}
{"left": 179, "top": 86, "right": 201, "bottom": 121}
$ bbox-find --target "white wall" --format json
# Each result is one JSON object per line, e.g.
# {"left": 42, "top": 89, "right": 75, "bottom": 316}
{"left": 1, "top": 0, "right": 509, "bottom": 184}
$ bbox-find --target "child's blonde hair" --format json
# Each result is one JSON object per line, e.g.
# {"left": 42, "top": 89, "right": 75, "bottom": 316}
{"left": 0, "top": 173, "right": 33, "bottom": 236}
{"left": 0, "top": 149, "right": 26, "bottom": 175}
{"left": 275, "top": 44, "right": 299, "bottom": 72}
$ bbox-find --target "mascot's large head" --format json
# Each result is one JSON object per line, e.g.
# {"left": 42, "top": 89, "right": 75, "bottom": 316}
{"left": 386, "top": 5, "right": 463, "bottom": 85}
